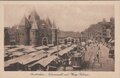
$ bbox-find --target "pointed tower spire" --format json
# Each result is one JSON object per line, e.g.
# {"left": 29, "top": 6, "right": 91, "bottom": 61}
{"left": 30, "top": 17, "right": 38, "bottom": 46}
{"left": 19, "top": 15, "right": 30, "bottom": 28}
{"left": 52, "top": 20, "right": 56, "bottom": 29}
{"left": 31, "top": 18, "right": 38, "bottom": 30}
{"left": 46, "top": 16, "right": 52, "bottom": 28}
{"left": 28, "top": 9, "right": 40, "bottom": 22}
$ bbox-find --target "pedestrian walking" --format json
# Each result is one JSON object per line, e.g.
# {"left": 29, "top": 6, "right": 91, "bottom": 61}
{"left": 62, "top": 59, "right": 67, "bottom": 71}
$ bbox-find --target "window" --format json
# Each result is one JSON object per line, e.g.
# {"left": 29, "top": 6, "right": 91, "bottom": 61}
{"left": 33, "top": 32, "right": 34, "bottom": 35}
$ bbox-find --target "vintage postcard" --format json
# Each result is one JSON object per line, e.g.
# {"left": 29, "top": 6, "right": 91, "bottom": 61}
{"left": 0, "top": 1, "right": 120, "bottom": 78}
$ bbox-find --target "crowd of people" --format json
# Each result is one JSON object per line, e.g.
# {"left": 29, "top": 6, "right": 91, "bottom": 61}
{"left": 51, "top": 39, "right": 115, "bottom": 70}
{"left": 82, "top": 39, "right": 115, "bottom": 69}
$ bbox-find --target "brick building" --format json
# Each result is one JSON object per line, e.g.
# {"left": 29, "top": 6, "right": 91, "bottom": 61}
{"left": 4, "top": 27, "right": 11, "bottom": 45}
{"left": 80, "top": 17, "right": 114, "bottom": 43}
{"left": 4, "top": 10, "right": 58, "bottom": 46}
{"left": 58, "top": 31, "right": 80, "bottom": 44}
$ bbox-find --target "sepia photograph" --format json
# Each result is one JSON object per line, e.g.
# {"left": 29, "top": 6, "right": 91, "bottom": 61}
{"left": 4, "top": 4, "right": 115, "bottom": 71}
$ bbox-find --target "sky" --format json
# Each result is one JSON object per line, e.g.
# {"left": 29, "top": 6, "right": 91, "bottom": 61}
{"left": 4, "top": 4, "right": 114, "bottom": 32}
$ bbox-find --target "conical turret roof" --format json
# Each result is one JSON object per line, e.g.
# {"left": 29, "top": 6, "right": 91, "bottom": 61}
{"left": 31, "top": 18, "right": 38, "bottom": 30}
{"left": 19, "top": 15, "right": 30, "bottom": 28}
{"left": 46, "top": 17, "right": 52, "bottom": 28}
{"left": 28, "top": 9, "right": 40, "bottom": 23}
{"left": 52, "top": 20, "right": 56, "bottom": 29}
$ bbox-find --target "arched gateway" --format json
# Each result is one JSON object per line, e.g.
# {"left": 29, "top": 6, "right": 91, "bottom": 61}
{"left": 42, "top": 37, "right": 48, "bottom": 46}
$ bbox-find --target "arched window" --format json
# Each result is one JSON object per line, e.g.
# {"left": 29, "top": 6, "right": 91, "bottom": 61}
{"left": 42, "top": 37, "right": 48, "bottom": 46}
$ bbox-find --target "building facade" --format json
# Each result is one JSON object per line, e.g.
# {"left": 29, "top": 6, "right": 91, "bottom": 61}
{"left": 4, "top": 10, "right": 58, "bottom": 46}
{"left": 80, "top": 17, "right": 114, "bottom": 43}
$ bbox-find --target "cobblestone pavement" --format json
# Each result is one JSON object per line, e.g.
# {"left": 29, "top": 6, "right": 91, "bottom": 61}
{"left": 83, "top": 43, "right": 114, "bottom": 71}
{"left": 57, "top": 43, "right": 114, "bottom": 71}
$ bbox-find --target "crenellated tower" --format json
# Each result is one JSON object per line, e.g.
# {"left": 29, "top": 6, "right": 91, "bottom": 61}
{"left": 30, "top": 18, "right": 39, "bottom": 46}
{"left": 18, "top": 16, "right": 31, "bottom": 45}
{"left": 52, "top": 20, "right": 57, "bottom": 45}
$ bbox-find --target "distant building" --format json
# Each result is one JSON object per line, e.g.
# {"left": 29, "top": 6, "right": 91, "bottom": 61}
{"left": 4, "top": 27, "right": 11, "bottom": 45}
{"left": 80, "top": 17, "right": 114, "bottom": 43}
{"left": 100, "top": 18, "right": 114, "bottom": 42}
{"left": 110, "top": 17, "right": 114, "bottom": 40}
{"left": 4, "top": 10, "right": 58, "bottom": 46}
{"left": 58, "top": 31, "right": 80, "bottom": 44}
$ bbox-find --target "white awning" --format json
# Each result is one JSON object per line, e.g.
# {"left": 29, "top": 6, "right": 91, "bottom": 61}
{"left": 59, "top": 46, "right": 73, "bottom": 56}
{"left": 5, "top": 58, "right": 18, "bottom": 67}
{"left": 35, "top": 46, "right": 43, "bottom": 50}
{"left": 8, "top": 47, "right": 23, "bottom": 52}
{"left": 31, "top": 55, "right": 58, "bottom": 67}
{"left": 48, "top": 44, "right": 54, "bottom": 47}
{"left": 5, "top": 53, "right": 35, "bottom": 67}
{"left": 43, "top": 46, "right": 49, "bottom": 49}
{"left": 23, "top": 47, "right": 37, "bottom": 53}
{"left": 12, "top": 51, "right": 24, "bottom": 56}
{"left": 5, "top": 50, "right": 45, "bottom": 67}
{"left": 16, "top": 54, "right": 34, "bottom": 64}
{"left": 17, "top": 52, "right": 47, "bottom": 65}
{"left": 47, "top": 48, "right": 58, "bottom": 55}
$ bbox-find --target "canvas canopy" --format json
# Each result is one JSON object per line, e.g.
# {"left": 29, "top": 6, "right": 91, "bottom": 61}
{"left": 35, "top": 46, "right": 43, "bottom": 50}
{"left": 8, "top": 47, "right": 23, "bottom": 52}
{"left": 47, "top": 48, "right": 58, "bottom": 55}
{"left": 5, "top": 58, "right": 18, "bottom": 67}
{"left": 30, "top": 55, "right": 58, "bottom": 67}
{"left": 23, "top": 47, "right": 37, "bottom": 53}
{"left": 59, "top": 46, "right": 73, "bottom": 56}
{"left": 17, "top": 51, "right": 47, "bottom": 65}
{"left": 12, "top": 51, "right": 24, "bottom": 56}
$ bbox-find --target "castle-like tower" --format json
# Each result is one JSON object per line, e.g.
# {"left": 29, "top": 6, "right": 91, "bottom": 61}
{"left": 52, "top": 21, "right": 57, "bottom": 45}
{"left": 30, "top": 18, "right": 38, "bottom": 46}
{"left": 18, "top": 16, "right": 31, "bottom": 45}
{"left": 11, "top": 9, "right": 58, "bottom": 46}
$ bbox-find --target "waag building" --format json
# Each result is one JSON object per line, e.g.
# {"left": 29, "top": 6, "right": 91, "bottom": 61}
{"left": 4, "top": 10, "right": 58, "bottom": 46}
